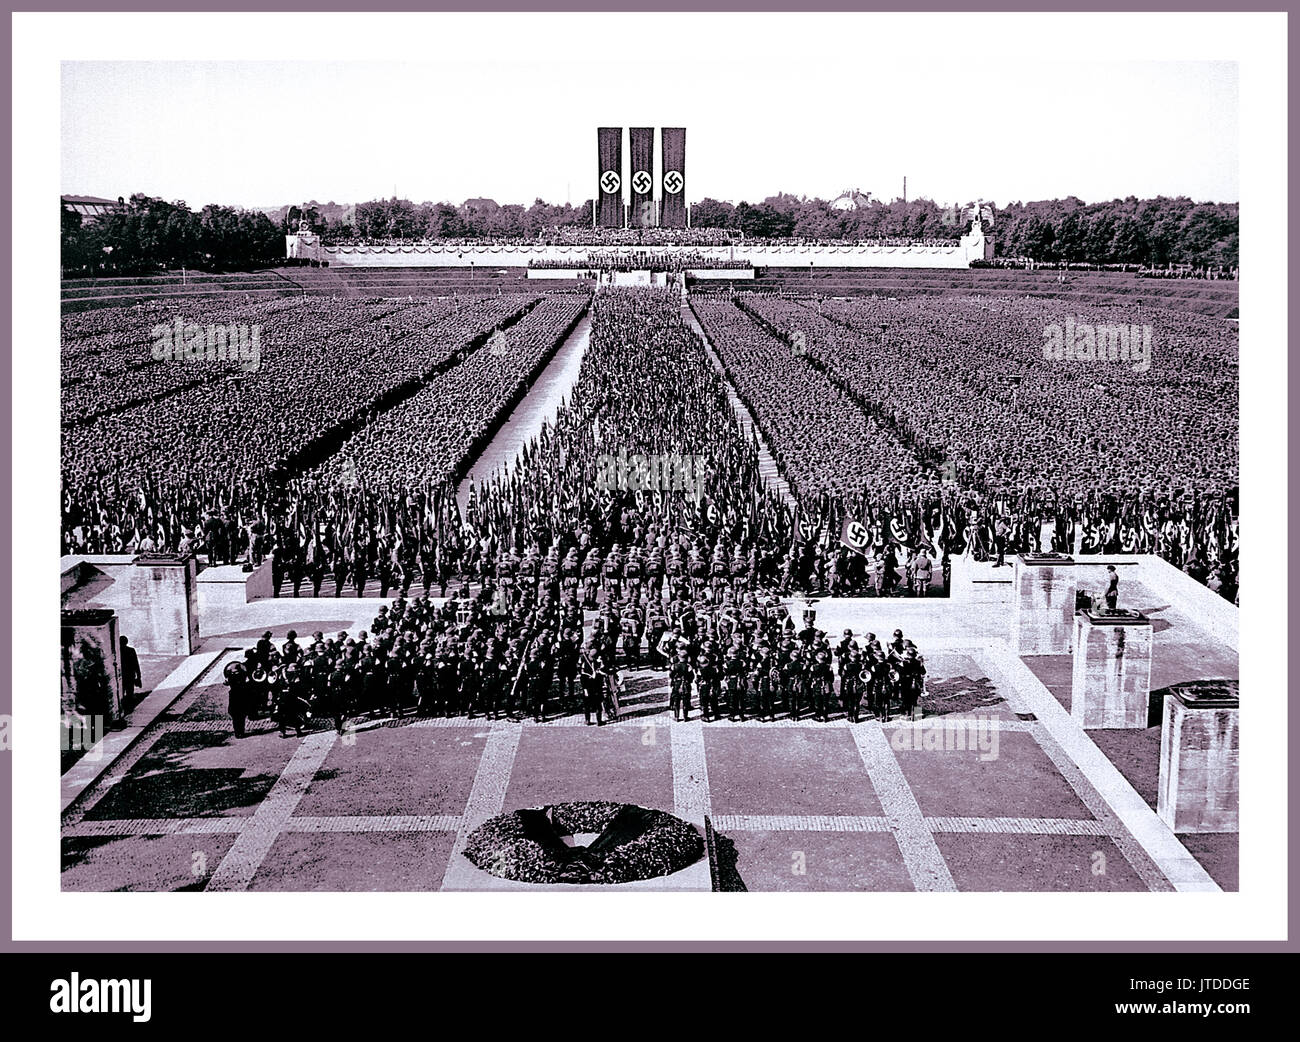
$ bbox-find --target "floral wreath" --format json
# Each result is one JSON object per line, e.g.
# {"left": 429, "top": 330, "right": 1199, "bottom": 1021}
{"left": 463, "top": 800, "right": 704, "bottom": 885}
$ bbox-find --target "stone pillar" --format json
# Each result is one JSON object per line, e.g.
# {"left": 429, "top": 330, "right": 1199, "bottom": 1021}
{"left": 60, "top": 608, "right": 123, "bottom": 722}
{"left": 128, "top": 553, "right": 199, "bottom": 656}
{"left": 1011, "top": 553, "right": 1077, "bottom": 655}
{"left": 1158, "top": 682, "right": 1239, "bottom": 833}
{"left": 1070, "top": 609, "right": 1153, "bottom": 728}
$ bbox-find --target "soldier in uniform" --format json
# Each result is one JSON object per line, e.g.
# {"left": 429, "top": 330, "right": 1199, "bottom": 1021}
{"left": 724, "top": 648, "right": 748, "bottom": 721}
{"left": 781, "top": 647, "right": 805, "bottom": 722}
{"left": 524, "top": 644, "right": 552, "bottom": 723}
{"left": 326, "top": 544, "right": 343, "bottom": 599}
{"left": 840, "top": 646, "right": 863, "bottom": 723}
{"left": 669, "top": 647, "right": 694, "bottom": 722}
{"left": 556, "top": 626, "right": 581, "bottom": 710}
{"left": 899, "top": 647, "right": 927, "bottom": 720}
{"left": 578, "top": 640, "right": 605, "bottom": 726}
{"left": 435, "top": 639, "right": 459, "bottom": 718}
{"left": 420, "top": 540, "right": 437, "bottom": 596}
{"left": 496, "top": 548, "right": 517, "bottom": 612}
{"left": 399, "top": 541, "right": 417, "bottom": 599}
{"left": 603, "top": 543, "right": 624, "bottom": 603}
{"left": 277, "top": 662, "right": 310, "bottom": 737}
{"left": 913, "top": 548, "right": 933, "bottom": 597}
{"left": 278, "top": 528, "right": 301, "bottom": 598}
{"left": 560, "top": 546, "right": 581, "bottom": 601}
{"left": 488, "top": 647, "right": 515, "bottom": 720}
{"left": 620, "top": 602, "right": 642, "bottom": 668}
{"left": 386, "top": 641, "right": 413, "bottom": 717}
{"left": 656, "top": 625, "right": 680, "bottom": 668}
{"left": 710, "top": 542, "right": 729, "bottom": 600}
{"left": 376, "top": 538, "right": 394, "bottom": 599}
{"left": 809, "top": 648, "right": 834, "bottom": 722}
{"left": 518, "top": 547, "right": 540, "bottom": 603}
{"left": 327, "top": 664, "right": 351, "bottom": 734}
{"left": 665, "top": 543, "right": 685, "bottom": 596}
{"left": 687, "top": 542, "right": 708, "bottom": 599}
{"left": 224, "top": 652, "right": 253, "bottom": 738}
{"left": 308, "top": 649, "right": 330, "bottom": 722}
{"left": 836, "top": 629, "right": 857, "bottom": 670}
{"left": 646, "top": 545, "right": 665, "bottom": 601}
{"left": 414, "top": 646, "right": 439, "bottom": 716}
{"left": 645, "top": 599, "right": 667, "bottom": 667}
{"left": 460, "top": 647, "right": 483, "bottom": 719}
{"left": 753, "top": 646, "right": 779, "bottom": 722}
{"left": 624, "top": 545, "right": 643, "bottom": 602}
{"left": 581, "top": 548, "right": 602, "bottom": 609}
{"left": 362, "top": 649, "right": 386, "bottom": 717}
{"left": 695, "top": 652, "right": 719, "bottom": 722}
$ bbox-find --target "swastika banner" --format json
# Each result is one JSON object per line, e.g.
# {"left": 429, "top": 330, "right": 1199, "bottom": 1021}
{"left": 630, "top": 127, "right": 655, "bottom": 228}
{"left": 840, "top": 516, "right": 872, "bottom": 557}
{"left": 597, "top": 127, "right": 623, "bottom": 228}
{"left": 660, "top": 127, "right": 686, "bottom": 228}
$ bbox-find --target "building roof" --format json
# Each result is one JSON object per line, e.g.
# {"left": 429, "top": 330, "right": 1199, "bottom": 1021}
{"left": 830, "top": 188, "right": 871, "bottom": 211}
{"left": 62, "top": 195, "right": 119, "bottom": 221}
{"left": 62, "top": 194, "right": 117, "bottom": 206}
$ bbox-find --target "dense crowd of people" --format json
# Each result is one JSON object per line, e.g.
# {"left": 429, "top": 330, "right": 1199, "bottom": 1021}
{"left": 311, "top": 294, "right": 589, "bottom": 489}
{"left": 329, "top": 228, "right": 741, "bottom": 249}
{"left": 1137, "top": 267, "right": 1239, "bottom": 281}
{"left": 62, "top": 294, "right": 539, "bottom": 547}
{"left": 529, "top": 252, "right": 751, "bottom": 272}
{"left": 221, "top": 585, "right": 929, "bottom": 737}
{"left": 61, "top": 282, "right": 1239, "bottom": 604}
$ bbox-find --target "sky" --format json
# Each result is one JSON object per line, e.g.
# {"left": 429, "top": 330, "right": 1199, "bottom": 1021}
{"left": 62, "top": 53, "right": 1238, "bottom": 212}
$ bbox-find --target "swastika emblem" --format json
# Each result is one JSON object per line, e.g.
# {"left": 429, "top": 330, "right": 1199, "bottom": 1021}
{"left": 600, "top": 170, "right": 621, "bottom": 194}
{"left": 843, "top": 521, "right": 869, "bottom": 550}
{"left": 632, "top": 170, "right": 652, "bottom": 195}
{"left": 663, "top": 170, "right": 684, "bottom": 194}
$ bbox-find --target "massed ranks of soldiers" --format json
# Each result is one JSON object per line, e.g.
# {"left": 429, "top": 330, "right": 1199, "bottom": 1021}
{"left": 220, "top": 576, "right": 929, "bottom": 738}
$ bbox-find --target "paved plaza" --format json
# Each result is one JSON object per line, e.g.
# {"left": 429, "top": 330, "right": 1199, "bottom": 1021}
{"left": 61, "top": 586, "right": 1237, "bottom": 893}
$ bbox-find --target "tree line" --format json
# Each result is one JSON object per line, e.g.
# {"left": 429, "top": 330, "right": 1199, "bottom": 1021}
{"left": 61, "top": 194, "right": 286, "bottom": 276}
{"left": 296, "top": 192, "right": 1241, "bottom": 268}
{"left": 689, "top": 193, "right": 1237, "bottom": 267}
{"left": 279, "top": 198, "right": 595, "bottom": 243}
{"left": 63, "top": 190, "right": 1238, "bottom": 275}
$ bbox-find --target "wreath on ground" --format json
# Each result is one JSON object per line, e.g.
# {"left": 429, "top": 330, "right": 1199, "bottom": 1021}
{"left": 464, "top": 800, "right": 704, "bottom": 885}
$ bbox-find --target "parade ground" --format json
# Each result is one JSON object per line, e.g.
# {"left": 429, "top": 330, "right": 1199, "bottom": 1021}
{"left": 60, "top": 570, "right": 1239, "bottom": 894}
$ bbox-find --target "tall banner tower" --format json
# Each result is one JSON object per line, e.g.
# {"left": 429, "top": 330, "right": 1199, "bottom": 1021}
{"left": 596, "top": 127, "right": 623, "bottom": 228}
{"left": 629, "top": 127, "right": 655, "bottom": 228}
{"left": 660, "top": 127, "right": 687, "bottom": 228}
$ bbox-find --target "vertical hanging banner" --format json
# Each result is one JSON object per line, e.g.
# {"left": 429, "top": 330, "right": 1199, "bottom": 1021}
{"left": 629, "top": 127, "right": 655, "bottom": 228}
{"left": 660, "top": 127, "right": 687, "bottom": 228}
{"left": 597, "top": 127, "right": 623, "bottom": 228}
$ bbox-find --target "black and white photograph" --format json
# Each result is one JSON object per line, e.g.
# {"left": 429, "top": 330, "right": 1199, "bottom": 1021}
{"left": 6, "top": 7, "right": 1291, "bottom": 961}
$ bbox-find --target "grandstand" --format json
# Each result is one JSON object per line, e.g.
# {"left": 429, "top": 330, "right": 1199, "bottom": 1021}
{"left": 61, "top": 264, "right": 1239, "bottom": 318}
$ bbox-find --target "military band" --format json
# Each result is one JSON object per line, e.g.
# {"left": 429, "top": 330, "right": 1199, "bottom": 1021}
{"left": 222, "top": 580, "right": 928, "bottom": 736}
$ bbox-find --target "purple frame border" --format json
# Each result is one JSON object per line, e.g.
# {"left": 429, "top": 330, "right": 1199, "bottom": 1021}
{"left": 7, "top": 2, "right": 1291, "bottom": 952}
